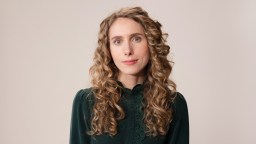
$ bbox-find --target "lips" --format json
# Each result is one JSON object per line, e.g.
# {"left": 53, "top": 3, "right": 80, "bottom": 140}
{"left": 123, "top": 59, "right": 138, "bottom": 65}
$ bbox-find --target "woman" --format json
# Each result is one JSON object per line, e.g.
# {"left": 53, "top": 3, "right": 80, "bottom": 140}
{"left": 70, "top": 7, "right": 189, "bottom": 144}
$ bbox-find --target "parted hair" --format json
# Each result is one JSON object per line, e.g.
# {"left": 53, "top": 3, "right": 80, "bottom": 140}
{"left": 89, "top": 6, "right": 177, "bottom": 136}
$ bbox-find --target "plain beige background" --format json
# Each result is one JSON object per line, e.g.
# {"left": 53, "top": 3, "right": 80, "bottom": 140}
{"left": 1, "top": 0, "right": 255, "bottom": 144}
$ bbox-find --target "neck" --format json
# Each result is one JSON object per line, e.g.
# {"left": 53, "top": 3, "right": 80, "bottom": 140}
{"left": 118, "top": 73, "right": 145, "bottom": 89}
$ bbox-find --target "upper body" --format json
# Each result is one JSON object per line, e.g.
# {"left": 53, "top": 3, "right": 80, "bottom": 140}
{"left": 70, "top": 6, "right": 189, "bottom": 144}
{"left": 70, "top": 84, "right": 189, "bottom": 144}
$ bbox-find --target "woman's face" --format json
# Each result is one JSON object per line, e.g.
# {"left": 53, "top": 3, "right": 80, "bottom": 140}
{"left": 109, "top": 18, "right": 150, "bottom": 78}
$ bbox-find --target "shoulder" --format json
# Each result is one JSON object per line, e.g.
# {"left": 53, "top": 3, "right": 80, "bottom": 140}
{"left": 72, "top": 88, "right": 94, "bottom": 108}
{"left": 172, "top": 92, "right": 189, "bottom": 118}
{"left": 173, "top": 92, "right": 187, "bottom": 106}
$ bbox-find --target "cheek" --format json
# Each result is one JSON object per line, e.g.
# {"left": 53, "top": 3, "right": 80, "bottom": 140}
{"left": 144, "top": 52, "right": 150, "bottom": 64}
{"left": 145, "top": 46, "right": 151, "bottom": 64}
{"left": 109, "top": 47, "right": 116, "bottom": 57}
{"left": 139, "top": 47, "right": 150, "bottom": 65}
{"left": 142, "top": 46, "right": 150, "bottom": 59}
{"left": 110, "top": 48, "right": 121, "bottom": 62}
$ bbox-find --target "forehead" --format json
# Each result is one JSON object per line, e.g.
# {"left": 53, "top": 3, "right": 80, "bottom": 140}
{"left": 108, "top": 18, "right": 145, "bottom": 38}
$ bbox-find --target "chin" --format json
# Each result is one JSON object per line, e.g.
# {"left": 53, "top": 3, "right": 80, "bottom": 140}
{"left": 120, "top": 69, "right": 144, "bottom": 76}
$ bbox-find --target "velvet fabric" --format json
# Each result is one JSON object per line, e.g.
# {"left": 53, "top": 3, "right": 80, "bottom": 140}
{"left": 70, "top": 84, "right": 189, "bottom": 144}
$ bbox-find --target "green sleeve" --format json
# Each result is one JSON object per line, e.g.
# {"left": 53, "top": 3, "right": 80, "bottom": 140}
{"left": 168, "top": 92, "right": 189, "bottom": 144}
{"left": 70, "top": 89, "right": 92, "bottom": 144}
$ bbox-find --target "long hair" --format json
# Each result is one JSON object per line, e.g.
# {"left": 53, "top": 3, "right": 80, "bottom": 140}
{"left": 89, "top": 7, "right": 177, "bottom": 136}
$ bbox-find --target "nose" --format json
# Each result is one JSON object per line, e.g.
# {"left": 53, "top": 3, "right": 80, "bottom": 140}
{"left": 123, "top": 41, "right": 133, "bottom": 56}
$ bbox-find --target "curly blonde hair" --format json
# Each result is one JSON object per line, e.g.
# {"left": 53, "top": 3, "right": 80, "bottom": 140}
{"left": 89, "top": 7, "right": 177, "bottom": 136}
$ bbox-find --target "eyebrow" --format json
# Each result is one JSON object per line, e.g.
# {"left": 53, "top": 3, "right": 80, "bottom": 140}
{"left": 110, "top": 33, "right": 145, "bottom": 41}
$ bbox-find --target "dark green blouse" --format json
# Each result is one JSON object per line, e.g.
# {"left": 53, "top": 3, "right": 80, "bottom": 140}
{"left": 70, "top": 84, "right": 189, "bottom": 144}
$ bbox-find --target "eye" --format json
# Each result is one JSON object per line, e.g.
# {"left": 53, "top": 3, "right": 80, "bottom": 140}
{"left": 132, "top": 36, "right": 142, "bottom": 43}
{"left": 113, "top": 39, "right": 122, "bottom": 45}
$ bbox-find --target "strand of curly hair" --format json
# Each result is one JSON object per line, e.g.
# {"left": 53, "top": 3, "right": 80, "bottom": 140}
{"left": 89, "top": 7, "right": 177, "bottom": 137}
